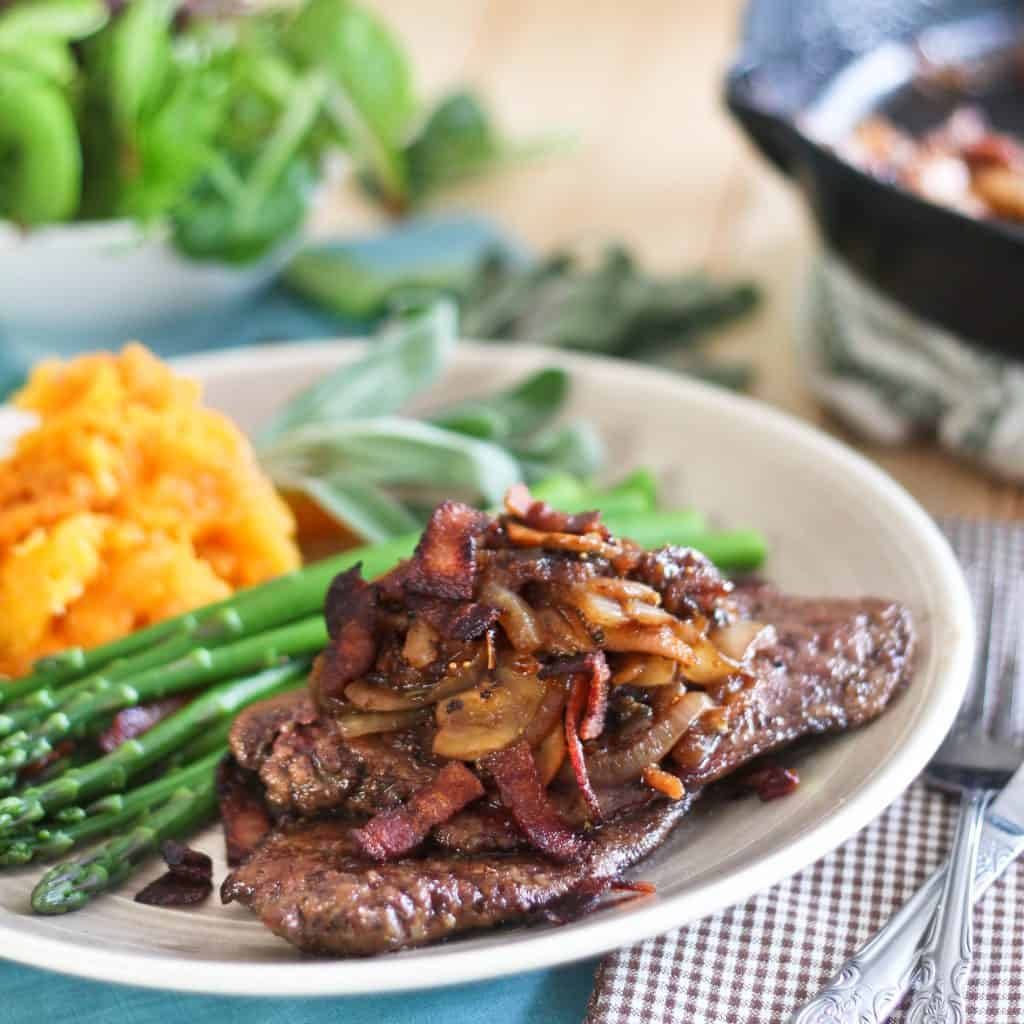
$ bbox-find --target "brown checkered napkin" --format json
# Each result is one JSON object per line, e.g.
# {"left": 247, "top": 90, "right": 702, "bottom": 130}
{"left": 587, "top": 519, "right": 1024, "bottom": 1024}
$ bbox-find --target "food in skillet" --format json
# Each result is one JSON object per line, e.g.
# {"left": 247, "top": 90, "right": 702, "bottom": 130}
{"left": 844, "top": 107, "right": 1024, "bottom": 222}
{"left": 219, "top": 488, "right": 915, "bottom": 955}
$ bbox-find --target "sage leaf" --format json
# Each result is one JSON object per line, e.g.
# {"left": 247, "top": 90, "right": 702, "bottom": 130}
{"left": 260, "top": 416, "right": 521, "bottom": 507}
{"left": 257, "top": 299, "right": 457, "bottom": 442}
{"left": 429, "top": 367, "right": 568, "bottom": 442}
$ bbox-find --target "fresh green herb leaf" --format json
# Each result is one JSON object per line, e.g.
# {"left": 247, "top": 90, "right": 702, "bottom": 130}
{"left": 106, "top": 0, "right": 176, "bottom": 128}
{"left": 405, "top": 91, "right": 498, "bottom": 199}
{"left": 171, "top": 156, "right": 312, "bottom": 263}
{"left": 429, "top": 367, "right": 568, "bottom": 442}
{"left": 0, "top": 35, "right": 76, "bottom": 86}
{"left": 0, "top": 64, "right": 81, "bottom": 223}
{"left": 285, "top": 0, "right": 414, "bottom": 205}
{"left": 258, "top": 299, "right": 458, "bottom": 442}
{"left": 260, "top": 417, "right": 521, "bottom": 508}
{"left": 0, "top": 0, "right": 107, "bottom": 43}
{"left": 512, "top": 419, "right": 605, "bottom": 482}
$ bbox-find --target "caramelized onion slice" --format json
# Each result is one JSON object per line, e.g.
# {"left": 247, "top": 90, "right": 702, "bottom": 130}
{"left": 402, "top": 619, "right": 439, "bottom": 669}
{"left": 479, "top": 578, "right": 541, "bottom": 652}
{"left": 611, "top": 654, "right": 678, "bottom": 687}
{"left": 709, "top": 620, "right": 777, "bottom": 663}
{"left": 585, "top": 691, "right": 713, "bottom": 787}
{"left": 534, "top": 726, "right": 566, "bottom": 785}
{"left": 335, "top": 708, "right": 430, "bottom": 738}
{"left": 434, "top": 657, "right": 547, "bottom": 760}
{"left": 586, "top": 577, "right": 662, "bottom": 604}
{"left": 345, "top": 647, "right": 487, "bottom": 712}
{"left": 600, "top": 622, "right": 739, "bottom": 685}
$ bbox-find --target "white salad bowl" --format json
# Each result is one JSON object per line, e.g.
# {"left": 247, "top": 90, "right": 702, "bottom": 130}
{"left": 0, "top": 340, "right": 974, "bottom": 996}
{"left": 0, "top": 219, "right": 298, "bottom": 362}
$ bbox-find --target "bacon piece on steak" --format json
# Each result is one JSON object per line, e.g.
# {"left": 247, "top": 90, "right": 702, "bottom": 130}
{"left": 405, "top": 501, "right": 488, "bottom": 601}
{"left": 319, "top": 566, "right": 378, "bottom": 701}
{"left": 504, "top": 482, "right": 607, "bottom": 537}
{"left": 353, "top": 761, "right": 484, "bottom": 861}
{"left": 135, "top": 841, "right": 213, "bottom": 907}
{"left": 98, "top": 697, "right": 190, "bottom": 753}
{"left": 483, "top": 741, "right": 581, "bottom": 862}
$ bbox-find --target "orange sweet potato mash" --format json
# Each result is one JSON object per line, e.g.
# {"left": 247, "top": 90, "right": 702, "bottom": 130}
{"left": 0, "top": 344, "right": 300, "bottom": 677}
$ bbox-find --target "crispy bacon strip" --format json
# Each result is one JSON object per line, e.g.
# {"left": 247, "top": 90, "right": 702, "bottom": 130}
{"left": 353, "top": 761, "right": 485, "bottom": 862}
{"left": 406, "top": 501, "right": 487, "bottom": 601}
{"left": 98, "top": 696, "right": 189, "bottom": 754}
{"left": 134, "top": 840, "right": 213, "bottom": 907}
{"left": 483, "top": 740, "right": 582, "bottom": 863}
{"left": 320, "top": 565, "right": 378, "bottom": 700}
{"left": 504, "top": 483, "right": 607, "bottom": 537}
{"left": 540, "top": 652, "right": 610, "bottom": 741}
{"left": 216, "top": 755, "right": 273, "bottom": 866}
{"left": 565, "top": 675, "right": 602, "bottom": 821}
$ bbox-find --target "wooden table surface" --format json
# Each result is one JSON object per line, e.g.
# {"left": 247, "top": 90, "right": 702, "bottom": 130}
{"left": 363, "top": 0, "right": 1023, "bottom": 520}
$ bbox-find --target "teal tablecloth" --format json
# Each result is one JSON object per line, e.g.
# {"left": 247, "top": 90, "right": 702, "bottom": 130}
{"left": 0, "top": 214, "right": 598, "bottom": 1023}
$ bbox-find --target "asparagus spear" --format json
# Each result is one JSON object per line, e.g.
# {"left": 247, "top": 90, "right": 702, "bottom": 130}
{"left": 0, "top": 628, "right": 207, "bottom": 741}
{"left": 0, "top": 750, "right": 224, "bottom": 867}
{"left": 0, "top": 659, "right": 311, "bottom": 835}
{"left": 0, "top": 618, "right": 326, "bottom": 774}
{"left": 31, "top": 776, "right": 218, "bottom": 914}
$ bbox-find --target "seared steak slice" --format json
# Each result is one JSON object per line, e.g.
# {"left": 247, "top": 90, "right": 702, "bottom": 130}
{"left": 671, "top": 588, "right": 914, "bottom": 788}
{"left": 231, "top": 692, "right": 440, "bottom": 817}
{"left": 229, "top": 689, "right": 316, "bottom": 773}
{"left": 222, "top": 795, "right": 694, "bottom": 956}
{"left": 223, "top": 588, "right": 914, "bottom": 955}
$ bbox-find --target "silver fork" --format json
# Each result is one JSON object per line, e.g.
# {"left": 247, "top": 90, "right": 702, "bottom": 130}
{"left": 792, "top": 578, "right": 1024, "bottom": 1024}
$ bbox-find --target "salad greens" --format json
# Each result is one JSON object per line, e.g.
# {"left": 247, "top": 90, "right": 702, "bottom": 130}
{"left": 0, "top": 0, "right": 523, "bottom": 261}
{"left": 254, "top": 299, "right": 604, "bottom": 542}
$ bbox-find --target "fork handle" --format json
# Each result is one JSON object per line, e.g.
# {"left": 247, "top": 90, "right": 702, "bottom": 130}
{"left": 789, "top": 806, "right": 1019, "bottom": 1024}
{"left": 904, "top": 788, "right": 990, "bottom": 1024}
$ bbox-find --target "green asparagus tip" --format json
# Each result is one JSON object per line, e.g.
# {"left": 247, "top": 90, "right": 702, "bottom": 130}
{"left": 0, "top": 840, "right": 33, "bottom": 866}
{"left": 32, "top": 863, "right": 104, "bottom": 914}
{"left": 0, "top": 797, "right": 45, "bottom": 834}
{"left": 0, "top": 731, "right": 28, "bottom": 752}
{"left": 32, "top": 649, "right": 86, "bottom": 676}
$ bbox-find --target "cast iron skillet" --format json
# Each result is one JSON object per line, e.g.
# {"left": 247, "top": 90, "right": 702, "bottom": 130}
{"left": 726, "top": 0, "right": 1024, "bottom": 358}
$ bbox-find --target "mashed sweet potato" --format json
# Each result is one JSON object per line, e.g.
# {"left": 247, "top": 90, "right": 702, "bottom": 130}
{"left": 0, "top": 344, "right": 300, "bottom": 677}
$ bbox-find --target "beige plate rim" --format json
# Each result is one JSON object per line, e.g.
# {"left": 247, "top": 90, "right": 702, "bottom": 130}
{"left": 0, "top": 340, "right": 975, "bottom": 996}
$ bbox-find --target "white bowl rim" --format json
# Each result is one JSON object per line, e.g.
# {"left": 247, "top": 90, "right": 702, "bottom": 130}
{"left": 0, "top": 218, "right": 165, "bottom": 248}
{"left": 0, "top": 339, "right": 975, "bottom": 997}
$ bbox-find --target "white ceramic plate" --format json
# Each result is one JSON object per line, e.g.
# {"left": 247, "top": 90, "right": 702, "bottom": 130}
{"left": 0, "top": 341, "right": 974, "bottom": 996}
